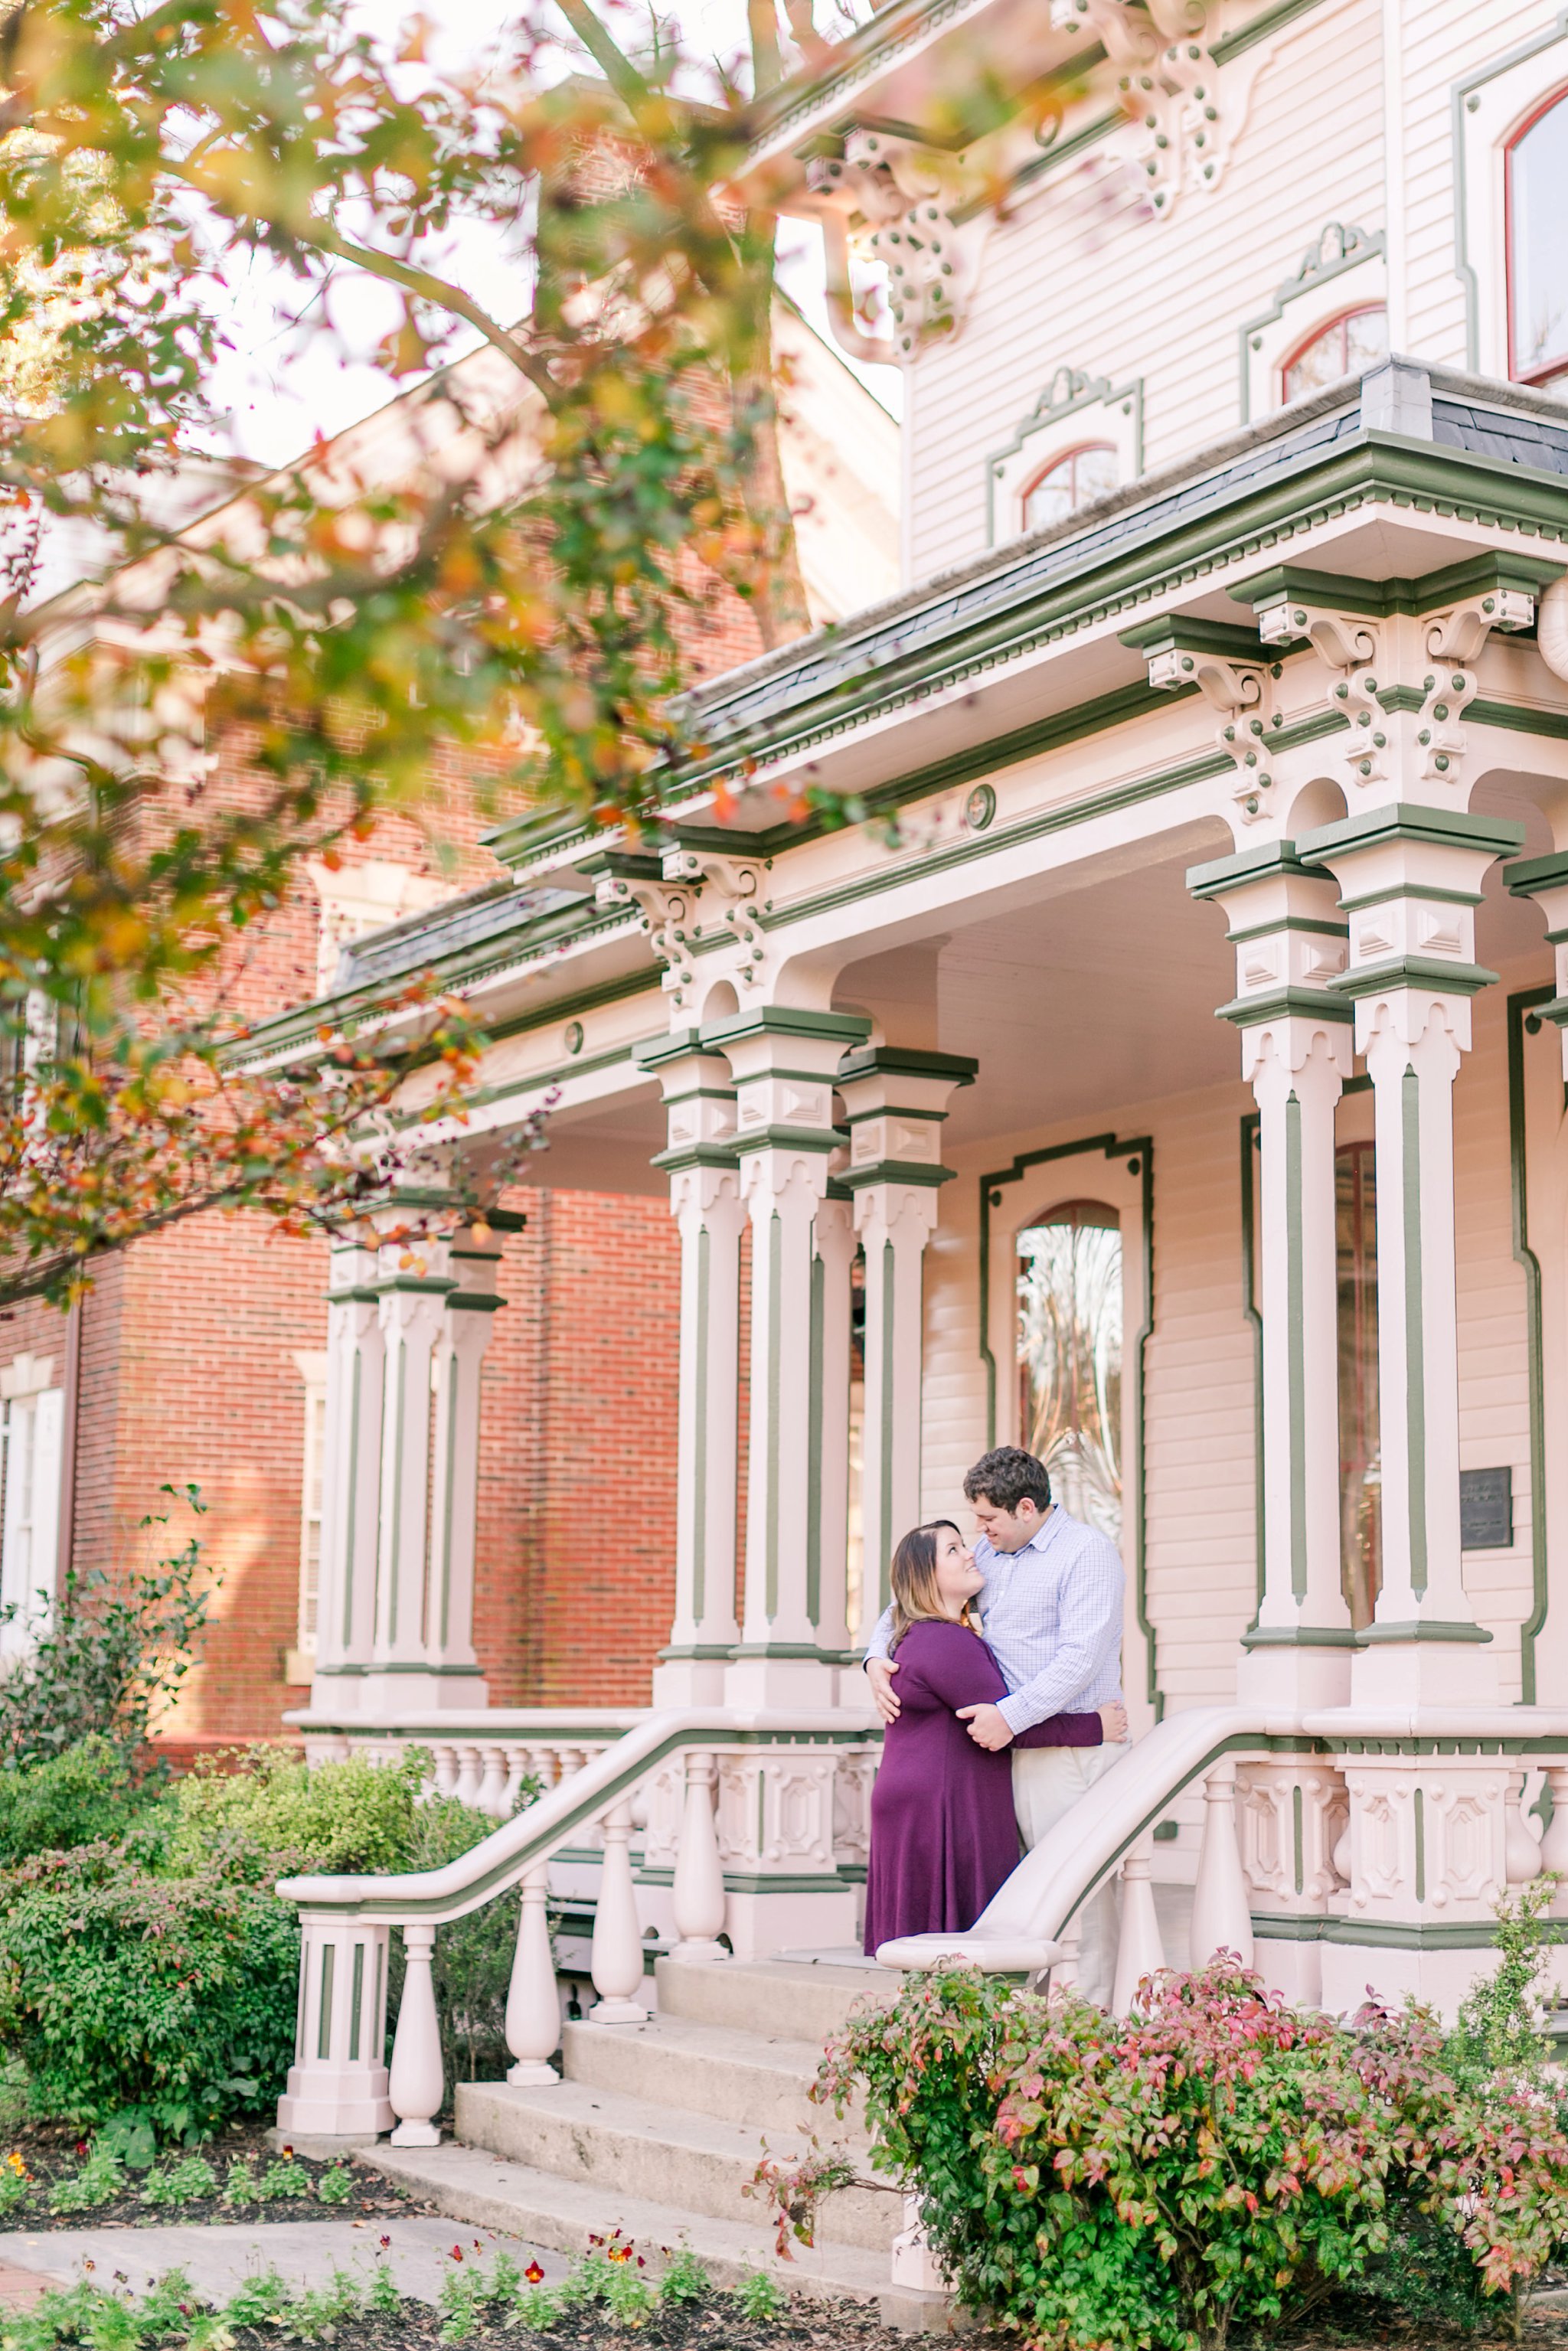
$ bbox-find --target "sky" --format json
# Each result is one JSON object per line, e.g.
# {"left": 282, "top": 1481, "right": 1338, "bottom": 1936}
{"left": 207, "top": 0, "right": 900, "bottom": 470}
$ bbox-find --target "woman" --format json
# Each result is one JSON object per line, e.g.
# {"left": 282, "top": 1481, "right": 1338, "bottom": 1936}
{"left": 863, "top": 1520, "right": 1126, "bottom": 1954}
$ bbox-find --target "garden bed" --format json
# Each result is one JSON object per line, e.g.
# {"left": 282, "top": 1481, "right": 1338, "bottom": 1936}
{"left": 0, "top": 2126, "right": 426, "bottom": 2231}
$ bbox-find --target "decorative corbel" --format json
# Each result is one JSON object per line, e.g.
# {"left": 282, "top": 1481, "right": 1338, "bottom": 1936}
{"left": 807, "top": 129, "right": 994, "bottom": 363}
{"left": 595, "top": 845, "right": 769, "bottom": 1008}
{"left": 1122, "top": 617, "right": 1280, "bottom": 824}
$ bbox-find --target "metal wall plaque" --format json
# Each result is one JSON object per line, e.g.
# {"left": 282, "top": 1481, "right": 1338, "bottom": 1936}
{"left": 1460, "top": 1466, "right": 1514, "bottom": 1550}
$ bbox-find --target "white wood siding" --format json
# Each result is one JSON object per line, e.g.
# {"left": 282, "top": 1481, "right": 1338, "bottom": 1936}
{"left": 919, "top": 996, "right": 1550, "bottom": 1722}
{"left": 903, "top": 0, "right": 1568, "bottom": 583}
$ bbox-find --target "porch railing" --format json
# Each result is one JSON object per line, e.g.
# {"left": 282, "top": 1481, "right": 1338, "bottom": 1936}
{"left": 877, "top": 1703, "right": 1568, "bottom": 2019}
{"left": 276, "top": 1706, "right": 876, "bottom": 2145}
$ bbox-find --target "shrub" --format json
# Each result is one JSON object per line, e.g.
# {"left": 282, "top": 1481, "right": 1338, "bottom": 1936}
{"left": 818, "top": 1960, "right": 1568, "bottom": 2351}
{"left": 315, "top": 2163, "right": 354, "bottom": 2206}
{"left": 0, "top": 1490, "right": 213, "bottom": 1769}
{"left": 0, "top": 1738, "right": 153, "bottom": 1867}
{"left": 390, "top": 1794, "right": 520, "bottom": 2081}
{"left": 162, "top": 1746, "right": 426, "bottom": 1879}
{"left": 0, "top": 1843, "right": 298, "bottom": 2137}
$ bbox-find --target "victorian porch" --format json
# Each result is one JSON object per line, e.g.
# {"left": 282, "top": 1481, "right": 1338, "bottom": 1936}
{"left": 250, "top": 364, "right": 1568, "bottom": 2271}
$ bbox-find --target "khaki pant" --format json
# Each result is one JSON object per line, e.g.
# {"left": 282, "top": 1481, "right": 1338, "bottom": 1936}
{"left": 1011, "top": 1742, "right": 1127, "bottom": 2007}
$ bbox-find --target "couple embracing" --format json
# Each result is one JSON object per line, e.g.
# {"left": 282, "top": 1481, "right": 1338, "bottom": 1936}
{"left": 861, "top": 1445, "right": 1129, "bottom": 2003}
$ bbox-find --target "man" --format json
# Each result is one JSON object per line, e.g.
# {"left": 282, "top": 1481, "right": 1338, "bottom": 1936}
{"left": 863, "top": 1444, "right": 1128, "bottom": 2003}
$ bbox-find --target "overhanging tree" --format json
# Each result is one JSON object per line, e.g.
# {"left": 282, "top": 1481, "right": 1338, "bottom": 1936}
{"left": 0, "top": 0, "right": 829, "bottom": 1304}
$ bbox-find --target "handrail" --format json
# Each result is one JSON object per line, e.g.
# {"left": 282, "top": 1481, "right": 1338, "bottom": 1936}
{"left": 877, "top": 1700, "right": 1568, "bottom": 1971}
{"left": 286, "top": 1705, "right": 650, "bottom": 1738}
{"left": 277, "top": 1705, "right": 877, "bottom": 1925}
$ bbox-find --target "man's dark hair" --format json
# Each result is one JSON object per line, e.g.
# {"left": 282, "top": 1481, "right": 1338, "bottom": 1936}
{"left": 963, "top": 1447, "right": 1052, "bottom": 1515}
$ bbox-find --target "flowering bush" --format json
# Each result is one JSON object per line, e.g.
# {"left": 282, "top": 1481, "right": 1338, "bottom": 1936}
{"left": 817, "top": 1960, "right": 1568, "bottom": 2351}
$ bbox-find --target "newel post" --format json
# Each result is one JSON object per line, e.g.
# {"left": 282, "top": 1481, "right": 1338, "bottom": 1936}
{"left": 276, "top": 1913, "right": 393, "bottom": 2143}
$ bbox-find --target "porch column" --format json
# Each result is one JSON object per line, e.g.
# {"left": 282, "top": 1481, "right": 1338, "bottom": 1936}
{"left": 636, "top": 1031, "right": 745, "bottom": 1705}
{"left": 424, "top": 1225, "right": 505, "bottom": 1690}
{"left": 1187, "top": 845, "right": 1354, "bottom": 1706}
{"left": 836, "top": 1048, "right": 977, "bottom": 1626}
{"left": 362, "top": 1211, "right": 505, "bottom": 1712}
{"left": 706, "top": 1005, "right": 871, "bottom": 1706}
{"left": 811, "top": 1190, "right": 858, "bottom": 1664}
{"left": 311, "top": 1239, "right": 386, "bottom": 1707}
{"left": 1504, "top": 852, "right": 1568, "bottom": 1076}
{"left": 1301, "top": 805, "right": 1524, "bottom": 1704}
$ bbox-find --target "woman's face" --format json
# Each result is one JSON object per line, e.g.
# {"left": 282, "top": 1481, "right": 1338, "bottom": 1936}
{"left": 932, "top": 1523, "right": 982, "bottom": 1615}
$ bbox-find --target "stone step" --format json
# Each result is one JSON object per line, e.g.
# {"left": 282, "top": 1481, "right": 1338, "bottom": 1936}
{"left": 361, "top": 2141, "right": 891, "bottom": 2304}
{"left": 562, "top": 2014, "right": 847, "bottom": 2137}
{"left": 454, "top": 2078, "right": 897, "bottom": 2253}
{"left": 653, "top": 1953, "right": 893, "bottom": 2048}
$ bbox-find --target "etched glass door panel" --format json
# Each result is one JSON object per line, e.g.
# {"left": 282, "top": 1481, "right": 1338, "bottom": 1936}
{"left": 1017, "top": 1203, "right": 1122, "bottom": 1541}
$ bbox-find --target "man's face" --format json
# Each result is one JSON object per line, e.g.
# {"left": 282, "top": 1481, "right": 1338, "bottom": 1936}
{"left": 972, "top": 1495, "right": 1042, "bottom": 1553}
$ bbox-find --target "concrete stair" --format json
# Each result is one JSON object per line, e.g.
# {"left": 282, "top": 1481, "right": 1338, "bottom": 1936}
{"left": 367, "top": 1954, "right": 901, "bottom": 2304}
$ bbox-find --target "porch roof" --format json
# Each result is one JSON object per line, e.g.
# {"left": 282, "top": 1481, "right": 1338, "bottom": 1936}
{"left": 669, "top": 361, "right": 1568, "bottom": 804}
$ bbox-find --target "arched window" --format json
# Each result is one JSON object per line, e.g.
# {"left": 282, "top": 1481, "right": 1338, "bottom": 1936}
{"left": 1280, "top": 306, "right": 1388, "bottom": 404}
{"left": 1021, "top": 442, "right": 1119, "bottom": 535}
{"left": 1508, "top": 87, "right": 1568, "bottom": 384}
{"left": 1336, "top": 1141, "right": 1380, "bottom": 1628}
{"left": 1017, "top": 1202, "right": 1122, "bottom": 1541}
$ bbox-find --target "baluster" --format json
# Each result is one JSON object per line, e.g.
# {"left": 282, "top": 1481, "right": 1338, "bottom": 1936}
{"left": 1539, "top": 1765, "right": 1568, "bottom": 1899}
{"left": 670, "top": 1752, "right": 728, "bottom": 1963}
{"left": 501, "top": 1744, "right": 534, "bottom": 1814}
{"left": 589, "top": 1801, "right": 648, "bottom": 2023}
{"left": 431, "top": 1744, "right": 460, "bottom": 1800}
{"left": 1048, "top": 1914, "right": 1083, "bottom": 2000}
{"left": 478, "top": 1745, "right": 510, "bottom": 1819}
{"left": 1110, "top": 1845, "right": 1166, "bottom": 2016}
{"left": 453, "top": 1745, "right": 485, "bottom": 1809}
{"left": 1191, "top": 1766, "right": 1255, "bottom": 1970}
{"left": 529, "top": 1744, "right": 562, "bottom": 1798}
{"left": 388, "top": 1923, "right": 444, "bottom": 2146}
{"left": 505, "top": 1866, "right": 562, "bottom": 2084}
{"left": 1505, "top": 1772, "right": 1544, "bottom": 1887}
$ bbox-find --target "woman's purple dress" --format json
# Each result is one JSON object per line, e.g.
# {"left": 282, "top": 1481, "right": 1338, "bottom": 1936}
{"left": 863, "top": 1618, "right": 1102, "bottom": 1956}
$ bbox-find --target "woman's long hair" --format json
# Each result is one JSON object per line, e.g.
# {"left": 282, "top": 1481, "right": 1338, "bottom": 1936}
{"left": 889, "top": 1520, "right": 975, "bottom": 1654}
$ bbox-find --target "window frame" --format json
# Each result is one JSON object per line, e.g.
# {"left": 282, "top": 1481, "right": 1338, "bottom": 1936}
{"left": 1453, "top": 22, "right": 1568, "bottom": 380}
{"left": 1504, "top": 81, "right": 1568, "bottom": 385}
{"left": 1277, "top": 303, "right": 1390, "bottom": 409}
{"left": 983, "top": 369, "right": 1142, "bottom": 547}
{"left": 1018, "top": 442, "right": 1122, "bottom": 539}
{"left": 286, "top": 1348, "right": 329, "bottom": 1685}
{"left": 0, "top": 1353, "right": 63, "bottom": 1657}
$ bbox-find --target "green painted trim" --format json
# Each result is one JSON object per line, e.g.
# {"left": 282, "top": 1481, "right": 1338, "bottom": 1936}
{"left": 437, "top": 1350, "right": 457, "bottom": 1650}
{"left": 1217, "top": 986, "right": 1354, "bottom": 1027}
{"left": 1507, "top": 852, "right": 1568, "bottom": 896}
{"left": 1357, "top": 1618, "right": 1494, "bottom": 1644}
{"left": 1225, "top": 916, "right": 1349, "bottom": 945}
{"left": 349, "top": 1939, "right": 364, "bottom": 2062}
{"left": 978, "top": 1131, "right": 1158, "bottom": 1713}
{"left": 1285, "top": 1090, "right": 1308, "bottom": 1600}
{"left": 1240, "top": 1112, "right": 1265, "bottom": 1617}
{"left": 1331, "top": 956, "right": 1499, "bottom": 1002}
{"left": 1253, "top": 1911, "right": 1561, "bottom": 1948}
{"left": 1243, "top": 1624, "right": 1359, "bottom": 1647}
{"left": 343, "top": 1349, "right": 362, "bottom": 1654}
{"left": 1292, "top": 1783, "right": 1304, "bottom": 1898}
{"left": 1508, "top": 985, "right": 1553, "bottom": 1706}
{"left": 1236, "top": 224, "right": 1385, "bottom": 426}
{"left": 731, "top": 1125, "right": 843, "bottom": 1157}
{"left": 1299, "top": 800, "right": 1527, "bottom": 860}
{"left": 1413, "top": 1783, "right": 1426, "bottom": 1905}
{"left": 1236, "top": 552, "right": 1565, "bottom": 625}
{"left": 717, "top": 1873, "right": 854, "bottom": 1895}
{"left": 765, "top": 1211, "right": 782, "bottom": 1622}
{"left": 384, "top": 1344, "right": 405, "bottom": 1647}
{"left": 841, "top": 1160, "right": 956, "bottom": 1190}
{"left": 806, "top": 1247, "right": 825, "bottom": 1628}
{"left": 1338, "top": 883, "right": 1485, "bottom": 912}
{"left": 693, "top": 1223, "right": 710, "bottom": 1628}
{"left": 1401, "top": 1065, "right": 1428, "bottom": 1601}
{"left": 702, "top": 1006, "right": 872, "bottom": 1048}
{"left": 1451, "top": 11, "right": 1568, "bottom": 371}
{"left": 837, "top": 1046, "right": 979, "bottom": 1087}
{"left": 317, "top": 1941, "right": 335, "bottom": 2062}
